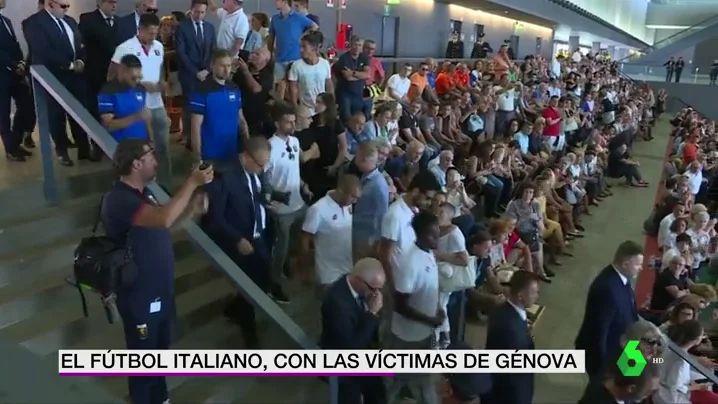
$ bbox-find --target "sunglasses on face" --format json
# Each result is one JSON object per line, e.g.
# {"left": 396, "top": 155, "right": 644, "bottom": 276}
{"left": 146, "top": 7, "right": 159, "bottom": 13}
{"left": 52, "top": 0, "right": 70, "bottom": 9}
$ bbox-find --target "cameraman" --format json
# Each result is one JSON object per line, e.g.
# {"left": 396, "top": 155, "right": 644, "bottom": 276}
{"left": 102, "top": 139, "right": 213, "bottom": 404}
{"left": 234, "top": 47, "right": 274, "bottom": 137}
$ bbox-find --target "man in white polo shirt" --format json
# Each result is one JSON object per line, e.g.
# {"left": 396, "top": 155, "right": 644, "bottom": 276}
{"left": 301, "top": 174, "right": 361, "bottom": 297}
{"left": 385, "top": 64, "right": 412, "bottom": 102}
{"left": 385, "top": 210, "right": 443, "bottom": 404}
{"left": 110, "top": 13, "right": 172, "bottom": 189}
{"left": 493, "top": 73, "right": 519, "bottom": 135}
{"left": 265, "top": 101, "right": 313, "bottom": 304}
{"left": 209, "top": 0, "right": 249, "bottom": 57}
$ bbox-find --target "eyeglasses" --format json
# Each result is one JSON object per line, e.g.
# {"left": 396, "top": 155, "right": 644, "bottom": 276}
{"left": 363, "top": 280, "right": 380, "bottom": 293}
{"left": 640, "top": 337, "right": 662, "bottom": 347}
{"left": 52, "top": 0, "right": 70, "bottom": 9}
{"left": 285, "top": 141, "right": 296, "bottom": 161}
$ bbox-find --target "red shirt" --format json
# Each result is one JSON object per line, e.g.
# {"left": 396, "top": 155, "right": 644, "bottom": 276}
{"left": 435, "top": 72, "right": 454, "bottom": 96}
{"left": 542, "top": 107, "right": 561, "bottom": 137}
{"left": 504, "top": 231, "right": 521, "bottom": 257}
{"left": 452, "top": 71, "right": 469, "bottom": 88}
{"left": 365, "top": 57, "right": 385, "bottom": 86}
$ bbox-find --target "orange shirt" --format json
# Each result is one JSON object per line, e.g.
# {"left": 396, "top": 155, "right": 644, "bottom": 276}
{"left": 408, "top": 72, "right": 428, "bottom": 100}
{"left": 682, "top": 142, "right": 697, "bottom": 166}
{"left": 435, "top": 72, "right": 454, "bottom": 96}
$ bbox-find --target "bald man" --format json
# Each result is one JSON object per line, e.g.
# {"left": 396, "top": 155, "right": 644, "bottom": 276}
{"left": 320, "top": 257, "right": 387, "bottom": 404}
{"left": 301, "top": 174, "right": 362, "bottom": 297}
{"left": 385, "top": 140, "right": 427, "bottom": 181}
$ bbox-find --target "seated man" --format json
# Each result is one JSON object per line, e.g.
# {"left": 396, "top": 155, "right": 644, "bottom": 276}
{"left": 384, "top": 140, "right": 428, "bottom": 181}
{"left": 607, "top": 143, "right": 648, "bottom": 187}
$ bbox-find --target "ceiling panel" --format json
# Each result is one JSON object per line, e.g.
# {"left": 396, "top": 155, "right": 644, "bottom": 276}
{"left": 435, "top": 0, "right": 559, "bottom": 28}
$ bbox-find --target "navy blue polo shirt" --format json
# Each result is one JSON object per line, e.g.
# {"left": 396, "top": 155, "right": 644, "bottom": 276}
{"left": 98, "top": 80, "right": 149, "bottom": 142}
{"left": 334, "top": 51, "right": 370, "bottom": 97}
{"left": 189, "top": 79, "right": 242, "bottom": 161}
{"left": 102, "top": 182, "right": 175, "bottom": 316}
{"left": 269, "top": 10, "right": 314, "bottom": 63}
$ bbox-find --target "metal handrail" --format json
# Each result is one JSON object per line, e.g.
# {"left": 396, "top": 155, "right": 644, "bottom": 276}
{"left": 616, "top": 13, "right": 718, "bottom": 62}
{"left": 29, "top": 65, "right": 339, "bottom": 404}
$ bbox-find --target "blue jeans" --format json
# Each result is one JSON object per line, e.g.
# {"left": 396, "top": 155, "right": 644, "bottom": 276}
{"left": 338, "top": 92, "right": 372, "bottom": 122}
{"left": 483, "top": 175, "right": 504, "bottom": 217}
{"left": 447, "top": 291, "right": 467, "bottom": 344}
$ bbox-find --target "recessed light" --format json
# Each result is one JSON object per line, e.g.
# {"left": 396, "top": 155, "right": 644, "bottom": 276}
{"left": 504, "top": 10, "right": 509, "bottom": 13}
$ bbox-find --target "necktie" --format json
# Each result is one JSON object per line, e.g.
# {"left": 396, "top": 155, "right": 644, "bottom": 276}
{"left": 55, "top": 17, "right": 74, "bottom": 55}
{"left": 196, "top": 22, "right": 204, "bottom": 44}
{"left": 106, "top": 17, "right": 114, "bottom": 27}
{"left": 248, "top": 173, "right": 263, "bottom": 236}
{"left": 356, "top": 294, "right": 365, "bottom": 311}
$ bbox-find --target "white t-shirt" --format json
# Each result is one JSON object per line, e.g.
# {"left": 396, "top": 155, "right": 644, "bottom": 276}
{"left": 437, "top": 226, "right": 466, "bottom": 256}
{"left": 385, "top": 74, "right": 411, "bottom": 100}
{"left": 111, "top": 37, "right": 164, "bottom": 109}
{"left": 391, "top": 243, "right": 440, "bottom": 342}
{"left": 288, "top": 58, "right": 332, "bottom": 116}
{"left": 302, "top": 193, "right": 353, "bottom": 285}
{"left": 216, "top": 8, "right": 249, "bottom": 54}
{"left": 495, "top": 87, "right": 516, "bottom": 111}
{"left": 658, "top": 213, "right": 676, "bottom": 249}
{"left": 381, "top": 197, "right": 417, "bottom": 273}
{"left": 684, "top": 171, "right": 702, "bottom": 196}
{"left": 266, "top": 135, "right": 305, "bottom": 214}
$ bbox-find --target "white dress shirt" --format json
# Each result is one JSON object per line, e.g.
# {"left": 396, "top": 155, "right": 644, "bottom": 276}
{"left": 658, "top": 213, "right": 677, "bottom": 249}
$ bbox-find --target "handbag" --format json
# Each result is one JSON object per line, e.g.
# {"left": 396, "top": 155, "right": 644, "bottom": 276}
{"left": 466, "top": 114, "right": 484, "bottom": 133}
{"left": 438, "top": 257, "right": 479, "bottom": 293}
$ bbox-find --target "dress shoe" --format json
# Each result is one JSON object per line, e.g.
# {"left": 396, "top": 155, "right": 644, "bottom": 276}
{"left": 58, "top": 155, "right": 74, "bottom": 166}
{"left": 544, "top": 266, "right": 556, "bottom": 277}
{"left": 23, "top": 136, "right": 35, "bottom": 148}
{"left": 17, "top": 147, "right": 32, "bottom": 157}
{"left": 6, "top": 152, "right": 26, "bottom": 162}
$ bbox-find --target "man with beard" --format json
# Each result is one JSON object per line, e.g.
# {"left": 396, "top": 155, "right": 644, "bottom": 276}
{"left": 234, "top": 47, "right": 274, "bottom": 136}
{"left": 189, "top": 49, "right": 248, "bottom": 167}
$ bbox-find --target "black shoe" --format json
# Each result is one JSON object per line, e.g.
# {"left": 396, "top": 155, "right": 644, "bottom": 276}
{"left": 575, "top": 224, "right": 585, "bottom": 232}
{"left": 268, "top": 285, "right": 290, "bottom": 304}
{"left": 17, "top": 147, "right": 32, "bottom": 157}
{"left": 23, "top": 135, "right": 35, "bottom": 149}
{"left": 58, "top": 155, "right": 74, "bottom": 166}
{"left": 540, "top": 275, "right": 552, "bottom": 284}
{"left": 6, "top": 152, "right": 26, "bottom": 162}
{"left": 544, "top": 266, "right": 556, "bottom": 277}
{"left": 78, "top": 154, "right": 101, "bottom": 162}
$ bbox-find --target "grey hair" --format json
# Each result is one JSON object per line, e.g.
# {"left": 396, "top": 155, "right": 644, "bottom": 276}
{"left": 370, "top": 137, "right": 391, "bottom": 153}
{"left": 620, "top": 320, "right": 667, "bottom": 356}
{"left": 694, "top": 211, "right": 710, "bottom": 223}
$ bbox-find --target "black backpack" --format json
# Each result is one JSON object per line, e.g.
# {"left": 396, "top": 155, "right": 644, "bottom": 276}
{"left": 72, "top": 194, "right": 138, "bottom": 323}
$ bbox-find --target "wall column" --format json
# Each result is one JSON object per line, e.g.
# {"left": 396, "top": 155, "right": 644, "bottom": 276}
{"left": 616, "top": 47, "right": 630, "bottom": 60}
{"left": 568, "top": 35, "right": 580, "bottom": 52}
{"left": 607, "top": 45, "right": 616, "bottom": 59}
{"left": 592, "top": 41, "right": 601, "bottom": 54}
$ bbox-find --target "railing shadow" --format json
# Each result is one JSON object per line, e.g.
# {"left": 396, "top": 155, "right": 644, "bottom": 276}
{"left": 29, "top": 65, "right": 338, "bottom": 404}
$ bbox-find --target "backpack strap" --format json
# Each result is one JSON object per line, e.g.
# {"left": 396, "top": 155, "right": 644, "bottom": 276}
{"left": 75, "top": 282, "right": 89, "bottom": 318}
{"left": 91, "top": 193, "right": 106, "bottom": 236}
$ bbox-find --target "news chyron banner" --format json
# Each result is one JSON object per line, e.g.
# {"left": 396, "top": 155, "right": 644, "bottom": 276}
{"left": 59, "top": 349, "right": 585, "bottom": 376}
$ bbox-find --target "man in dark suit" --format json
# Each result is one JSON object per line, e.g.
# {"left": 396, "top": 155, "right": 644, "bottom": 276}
{"left": 116, "top": 0, "right": 158, "bottom": 43}
{"left": 17, "top": 0, "right": 46, "bottom": 150}
{"left": 79, "top": 0, "right": 119, "bottom": 160}
{"left": 320, "top": 257, "right": 386, "bottom": 404}
{"left": 0, "top": 0, "right": 34, "bottom": 161}
{"left": 202, "top": 136, "right": 271, "bottom": 349}
{"left": 485, "top": 270, "right": 540, "bottom": 404}
{"left": 575, "top": 240, "right": 643, "bottom": 380}
{"left": 578, "top": 359, "right": 660, "bottom": 404}
{"left": 23, "top": 0, "right": 94, "bottom": 166}
{"left": 175, "top": 0, "right": 215, "bottom": 147}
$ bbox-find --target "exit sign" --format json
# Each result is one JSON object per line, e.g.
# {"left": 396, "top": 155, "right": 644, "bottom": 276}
{"left": 387, "top": 0, "right": 401, "bottom": 4}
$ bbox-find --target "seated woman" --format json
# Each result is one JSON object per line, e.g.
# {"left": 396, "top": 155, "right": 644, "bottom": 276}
{"left": 663, "top": 217, "right": 690, "bottom": 253}
{"left": 501, "top": 214, "right": 545, "bottom": 280}
{"left": 465, "top": 141, "right": 504, "bottom": 218}
{"left": 687, "top": 211, "right": 716, "bottom": 278}
{"left": 445, "top": 167, "right": 478, "bottom": 237}
{"left": 538, "top": 171, "right": 582, "bottom": 239}
{"left": 607, "top": 142, "right": 649, "bottom": 187}
{"left": 655, "top": 320, "right": 718, "bottom": 404}
{"left": 488, "top": 143, "right": 514, "bottom": 209}
{"left": 505, "top": 184, "right": 554, "bottom": 277}
{"left": 533, "top": 176, "right": 572, "bottom": 266}
{"left": 650, "top": 255, "right": 692, "bottom": 312}
{"left": 579, "top": 147, "right": 609, "bottom": 207}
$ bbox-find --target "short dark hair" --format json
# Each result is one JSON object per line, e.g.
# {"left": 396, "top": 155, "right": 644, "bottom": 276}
{"left": 613, "top": 240, "right": 644, "bottom": 264}
{"left": 670, "top": 302, "right": 696, "bottom": 323}
{"left": 411, "top": 210, "right": 439, "bottom": 236}
{"left": 470, "top": 231, "right": 491, "bottom": 246}
{"left": 191, "top": 0, "right": 209, "bottom": 6}
{"left": 666, "top": 320, "right": 703, "bottom": 346}
{"left": 408, "top": 171, "right": 442, "bottom": 194}
{"left": 243, "top": 136, "right": 270, "bottom": 157}
{"left": 139, "top": 13, "right": 161, "bottom": 29}
{"left": 120, "top": 54, "right": 142, "bottom": 69}
{"left": 271, "top": 101, "right": 296, "bottom": 122}
{"left": 211, "top": 49, "right": 233, "bottom": 64}
{"left": 301, "top": 31, "right": 323, "bottom": 48}
{"left": 675, "top": 232, "right": 692, "bottom": 245}
{"left": 508, "top": 270, "right": 539, "bottom": 294}
{"left": 113, "top": 138, "right": 152, "bottom": 177}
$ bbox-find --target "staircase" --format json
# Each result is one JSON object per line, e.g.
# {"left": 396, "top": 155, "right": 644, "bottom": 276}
{"left": 621, "top": 13, "right": 718, "bottom": 64}
{"left": 0, "top": 157, "right": 329, "bottom": 403}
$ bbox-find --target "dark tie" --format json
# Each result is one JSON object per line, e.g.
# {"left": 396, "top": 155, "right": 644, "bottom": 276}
{"left": 55, "top": 18, "right": 73, "bottom": 55}
{"left": 248, "top": 173, "right": 263, "bottom": 236}
{"left": 626, "top": 282, "right": 637, "bottom": 319}
{"left": 356, "top": 294, "right": 365, "bottom": 311}
{"left": 106, "top": 17, "right": 114, "bottom": 27}
{"left": 196, "top": 22, "right": 204, "bottom": 44}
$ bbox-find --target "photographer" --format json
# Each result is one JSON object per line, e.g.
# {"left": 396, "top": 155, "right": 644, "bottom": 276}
{"left": 102, "top": 139, "right": 213, "bottom": 404}
{"left": 234, "top": 47, "right": 274, "bottom": 137}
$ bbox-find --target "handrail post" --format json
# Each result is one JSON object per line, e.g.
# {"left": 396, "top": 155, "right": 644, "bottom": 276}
{"left": 329, "top": 376, "right": 339, "bottom": 404}
{"left": 31, "top": 75, "right": 58, "bottom": 205}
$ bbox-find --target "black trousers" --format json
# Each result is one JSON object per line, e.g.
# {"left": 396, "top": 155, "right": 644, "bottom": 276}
{"left": 47, "top": 73, "right": 90, "bottom": 158}
{"left": 0, "top": 79, "right": 35, "bottom": 154}
{"left": 338, "top": 376, "right": 387, "bottom": 404}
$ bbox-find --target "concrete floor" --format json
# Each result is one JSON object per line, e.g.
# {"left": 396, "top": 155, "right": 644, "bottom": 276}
{"left": 1, "top": 124, "right": 668, "bottom": 403}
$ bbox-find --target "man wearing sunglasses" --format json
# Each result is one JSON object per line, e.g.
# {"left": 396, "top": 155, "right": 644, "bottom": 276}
{"left": 116, "top": 0, "right": 159, "bottom": 43}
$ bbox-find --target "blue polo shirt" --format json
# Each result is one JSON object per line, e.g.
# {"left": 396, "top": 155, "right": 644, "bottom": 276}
{"left": 189, "top": 79, "right": 242, "bottom": 161}
{"left": 269, "top": 10, "right": 314, "bottom": 63}
{"left": 334, "top": 51, "right": 370, "bottom": 97}
{"left": 102, "top": 182, "right": 175, "bottom": 317}
{"left": 97, "top": 80, "right": 149, "bottom": 142}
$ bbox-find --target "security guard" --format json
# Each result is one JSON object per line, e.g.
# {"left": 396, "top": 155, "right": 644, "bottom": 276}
{"left": 189, "top": 49, "right": 249, "bottom": 168}
{"left": 102, "top": 139, "right": 213, "bottom": 404}
{"left": 98, "top": 55, "right": 153, "bottom": 142}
